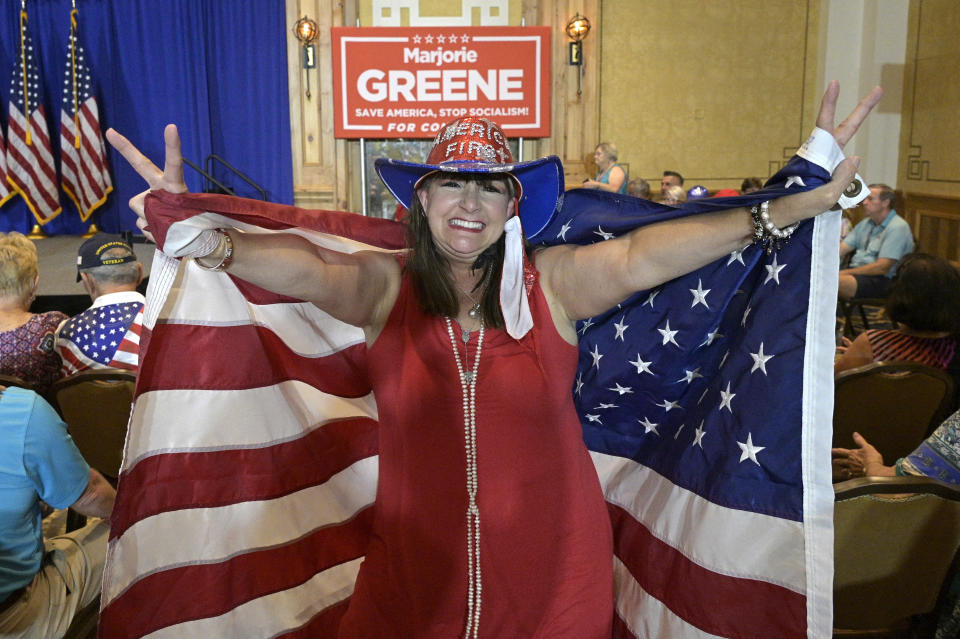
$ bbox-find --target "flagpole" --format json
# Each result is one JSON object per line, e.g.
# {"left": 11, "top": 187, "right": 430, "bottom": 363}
{"left": 19, "top": 3, "right": 31, "bottom": 146}
{"left": 71, "top": 6, "right": 81, "bottom": 149}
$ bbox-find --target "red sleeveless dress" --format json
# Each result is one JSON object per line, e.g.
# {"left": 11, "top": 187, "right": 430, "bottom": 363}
{"left": 338, "top": 268, "right": 613, "bottom": 638}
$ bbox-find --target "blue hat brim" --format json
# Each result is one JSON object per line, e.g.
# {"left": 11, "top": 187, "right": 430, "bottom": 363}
{"left": 375, "top": 155, "right": 565, "bottom": 238}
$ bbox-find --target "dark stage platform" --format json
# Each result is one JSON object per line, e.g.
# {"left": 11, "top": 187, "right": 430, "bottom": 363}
{"left": 28, "top": 235, "right": 155, "bottom": 317}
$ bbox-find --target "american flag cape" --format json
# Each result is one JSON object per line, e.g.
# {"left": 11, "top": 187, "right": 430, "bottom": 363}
{"left": 6, "top": 9, "right": 62, "bottom": 224}
{"left": 56, "top": 294, "right": 145, "bottom": 375}
{"left": 99, "top": 130, "right": 864, "bottom": 638}
{"left": 59, "top": 8, "right": 113, "bottom": 222}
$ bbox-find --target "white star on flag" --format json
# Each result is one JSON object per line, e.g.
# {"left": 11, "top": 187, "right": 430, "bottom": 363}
{"left": 727, "top": 249, "right": 746, "bottom": 266}
{"left": 656, "top": 398, "right": 680, "bottom": 412}
{"left": 613, "top": 317, "right": 629, "bottom": 340}
{"left": 590, "top": 344, "right": 603, "bottom": 369}
{"left": 750, "top": 342, "right": 775, "bottom": 375}
{"left": 578, "top": 317, "right": 595, "bottom": 334}
{"left": 784, "top": 175, "right": 806, "bottom": 189}
{"left": 657, "top": 320, "right": 680, "bottom": 347}
{"left": 719, "top": 382, "right": 736, "bottom": 412}
{"left": 638, "top": 417, "right": 660, "bottom": 435}
{"left": 594, "top": 226, "right": 615, "bottom": 241}
{"left": 737, "top": 432, "right": 766, "bottom": 465}
{"left": 692, "top": 422, "right": 706, "bottom": 448}
{"left": 557, "top": 221, "right": 571, "bottom": 240}
{"left": 700, "top": 328, "right": 722, "bottom": 347}
{"left": 629, "top": 354, "right": 654, "bottom": 376}
{"left": 689, "top": 279, "right": 711, "bottom": 309}
{"left": 644, "top": 289, "right": 659, "bottom": 308}
{"left": 609, "top": 383, "right": 633, "bottom": 395}
{"left": 764, "top": 255, "right": 787, "bottom": 285}
{"left": 677, "top": 368, "right": 703, "bottom": 384}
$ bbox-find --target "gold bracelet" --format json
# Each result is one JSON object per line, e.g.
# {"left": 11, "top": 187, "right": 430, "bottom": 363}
{"left": 194, "top": 229, "right": 234, "bottom": 272}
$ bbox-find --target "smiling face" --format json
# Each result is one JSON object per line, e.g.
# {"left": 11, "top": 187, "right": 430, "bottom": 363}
{"left": 416, "top": 173, "right": 516, "bottom": 267}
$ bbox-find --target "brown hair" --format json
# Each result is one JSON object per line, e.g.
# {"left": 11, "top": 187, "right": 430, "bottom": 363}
{"left": 405, "top": 173, "right": 516, "bottom": 328}
{"left": 885, "top": 253, "right": 960, "bottom": 333}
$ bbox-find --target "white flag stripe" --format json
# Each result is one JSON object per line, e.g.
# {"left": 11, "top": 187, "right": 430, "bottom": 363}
{"left": 142, "top": 557, "right": 362, "bottom": 639}
{"left": 161, "top": 263, "right": 366, "bottom": 354}
{"left": 7, "top": 112, "right": 59, "bottom": 205}
{"left": 125, "top": 384, "right": 377, "bottom": 467}
{"left": 613, "top": 558, "right": 725, "bottom": 639}
{"left": 592, "top": 451, "right": 805, "bottom": 592}
{"left": 103, "top": 455, "right": 377, "bottom": 606}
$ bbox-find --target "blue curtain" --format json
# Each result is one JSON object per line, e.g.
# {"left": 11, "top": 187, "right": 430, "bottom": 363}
{"left": 0, "top": 0, "right": 293, "bottom": 235}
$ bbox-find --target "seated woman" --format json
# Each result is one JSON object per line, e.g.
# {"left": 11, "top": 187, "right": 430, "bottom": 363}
{"left": 0, "top": 233, "right": 67, "bottom": 394}
{"left": 582, "top": 142, "right": 628, "bottom": 194}
{"left": 835, "top": 253, "right": 960, "bottom": 375}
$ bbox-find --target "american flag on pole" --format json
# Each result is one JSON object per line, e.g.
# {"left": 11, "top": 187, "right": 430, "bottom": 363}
{"left": 0, "top": 124, "right": 14, "bottom": 206}
{"left": 60, "top": 7, "right": 113, "bottom": 222}
{"left": 56, "top": 295, "right": 145, "bottom": 375}
{"left": 99, "top": 130, "right": 864, "bottom": 638}
{"left": 6, "top": 8, "right": 62, "bottom": 224}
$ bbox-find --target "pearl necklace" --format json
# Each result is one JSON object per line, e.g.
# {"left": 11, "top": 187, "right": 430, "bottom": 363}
{"left": 444, "top": 316, "right": 484, "bottom": 638}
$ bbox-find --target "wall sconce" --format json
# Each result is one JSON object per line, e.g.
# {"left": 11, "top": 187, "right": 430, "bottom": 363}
{"left": 565, "top": 13, "right": 591, "bottom": 97}
{"left": 294, "top": 15, "right": 319, "bottom": 99}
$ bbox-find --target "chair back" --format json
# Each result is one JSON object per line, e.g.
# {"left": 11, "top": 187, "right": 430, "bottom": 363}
{"left": 834, "top": 476, "right": 960, "bottom": 632}
{"left": 833, "top": 361, "right": 955, "bottom": 461}
{"left": 0, "top": 374, "right": 38, "bottom": 391}
{"left": 48, "top": 369, "right": 136, "bottom": 482}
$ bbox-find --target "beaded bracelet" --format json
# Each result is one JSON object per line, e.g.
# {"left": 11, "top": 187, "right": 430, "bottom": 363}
{"left": 194, "top": 229, "right": 234, "bottom": 272}
{"left": 750, "top": 201, "right": 798, "bottom": 254}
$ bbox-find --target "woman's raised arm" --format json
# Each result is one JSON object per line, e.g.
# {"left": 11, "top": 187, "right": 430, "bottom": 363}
{"left": 539, "top": 82, "right": 883, "bottom": 323}
{"left": 106, "top": 125, "right": 398, "bottom": 330}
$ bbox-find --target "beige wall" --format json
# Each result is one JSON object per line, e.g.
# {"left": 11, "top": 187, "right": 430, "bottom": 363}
{"left": 898, "top": 0, "right": 960, "bottom": 262}
{"left": 599, "top": 0, "right": 821, "bottom": 193}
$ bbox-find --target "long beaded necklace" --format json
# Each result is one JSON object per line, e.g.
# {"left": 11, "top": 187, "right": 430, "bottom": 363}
{"left": 443, "top": 316, "right": 485, "bottom": 638}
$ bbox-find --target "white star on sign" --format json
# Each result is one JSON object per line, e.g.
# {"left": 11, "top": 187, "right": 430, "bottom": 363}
{"left": 629, "top": 354, "right": 654, "bottom": 376}
{"left": 689, "top": 279, "right": 711, "bottom": 309}
{"left": 749, "top": 342, "right": 774, "bottom": 375}
{"left": 657, "top": 320, "right": 680, "bottom": 347}
{"left": 764, "top": 254, "right": 786, "bottom": 285}
{"left": 638, "top": 416, "right": 660, "bottom": 435}
{"left": 609, "top": 383, "right": 634, "bottom": 395}
{"left": 613, "top": 317, "right": 629, "bottom": 341}
{"left": 590, "top": 344, "right": 603, "bottom": 369}
{"left": 656, "top": 398, "right": 680, "bottom": 412}
{"left": 594, "top": 226, "right": 615, "bottom": 241}
{"left": 719, "top": 382, "right": 736, "bottom": 412}
{"left": 737, "top": 432, "right": 766, "bottom": 465}
{"left": 692, "top": 421, "right": 706, "bottom": 448}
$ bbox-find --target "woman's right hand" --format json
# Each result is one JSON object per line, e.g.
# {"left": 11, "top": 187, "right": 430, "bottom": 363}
{"left": 106, "top": 124, "right": 188, "bottom": 243}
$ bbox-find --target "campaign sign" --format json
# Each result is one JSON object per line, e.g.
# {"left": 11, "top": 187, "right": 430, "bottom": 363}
{"left": 332, "top": 26, "right": 551, "bottom": 139}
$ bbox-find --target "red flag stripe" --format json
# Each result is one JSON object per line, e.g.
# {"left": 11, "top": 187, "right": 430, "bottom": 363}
{"left": 135, "top": 322, "right": 373, "bottom": 396}
{"left": 99, "top": 514, "right": 372, "bottom": 639}
{"left": 111, "top": 415, "right": 378, "bottom": 538}
{"left": 6, "top": 110, "right": 61, "bottom": 216}
{"left": 610, "top": 505, "right": 806, "bottom": 639}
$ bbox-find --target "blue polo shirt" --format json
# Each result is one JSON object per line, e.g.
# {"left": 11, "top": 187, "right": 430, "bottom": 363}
{"left": 0, "top": 387, "right": 90, "bottom": 599}
{"left": 844, "top": 209, "right": 914, "bottom": 277}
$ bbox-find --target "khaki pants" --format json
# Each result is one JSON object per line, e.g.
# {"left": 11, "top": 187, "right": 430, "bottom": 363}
{"left": 0, "top": 518, "right": 109, "bottom": 639}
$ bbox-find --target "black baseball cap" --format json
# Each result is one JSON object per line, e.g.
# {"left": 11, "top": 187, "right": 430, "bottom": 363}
{"left": 76, "top": 233, "right": 137, "bottom": 281}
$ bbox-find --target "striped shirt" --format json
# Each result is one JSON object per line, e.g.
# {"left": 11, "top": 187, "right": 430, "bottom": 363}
{"left": 865, "top": 328, "right": 956, "bottom": 370}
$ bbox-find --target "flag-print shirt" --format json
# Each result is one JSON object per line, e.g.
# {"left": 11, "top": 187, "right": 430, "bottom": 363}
{"left": 55, "top": 291, "right": 145, "bottom": 375}
{"left": 0, "top": 311, "right": 68, "bottom": 394}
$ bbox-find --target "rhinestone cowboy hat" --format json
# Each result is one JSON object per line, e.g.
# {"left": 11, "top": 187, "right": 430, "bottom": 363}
{"left": 374, "top": 117, "right": 565, "bottom": 238}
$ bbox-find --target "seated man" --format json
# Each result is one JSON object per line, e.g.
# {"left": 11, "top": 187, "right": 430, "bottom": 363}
{"left": 56, "top": 234, "right": 145, "bottom": 374}
{"left": 838, "top": 183, "right": 914, "bottom": 300}
{"left": 0, "top": 386, "right": 116, "bottom": 638}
